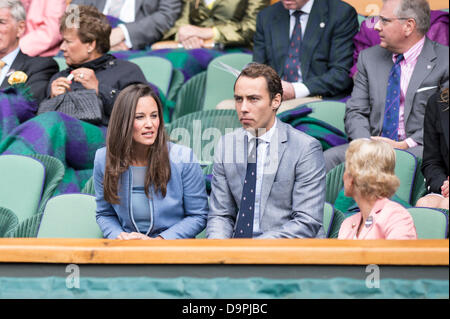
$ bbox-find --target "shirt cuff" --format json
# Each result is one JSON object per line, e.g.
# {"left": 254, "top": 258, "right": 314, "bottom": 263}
{"left": 405, "top": 137, "right": 418, "bottom": 149}
{"left": 292, "top": 82, "right": 310, "bottom": 99}
{"left": 118, "top": 24, "right": 133, "bottom": 48}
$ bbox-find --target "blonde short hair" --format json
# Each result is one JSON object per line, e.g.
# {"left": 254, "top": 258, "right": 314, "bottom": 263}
{"left": 345, "top": 139, "right": 400, "bottom": 199}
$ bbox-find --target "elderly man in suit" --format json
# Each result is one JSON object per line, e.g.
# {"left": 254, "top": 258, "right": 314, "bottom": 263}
{"left": 324, "top": 0, "right": 449, "bottom": 172}
{"left": 206, "top": 63, "right": 326, "bottom": 239}
{"left": 71, "top": 0, "right": 181, "bottom": 51}
{"left": 253, "top": 0, "right": 359, "bottom": 101}
{"left": 0, "top": 0, "right": 58, "bottom": 104}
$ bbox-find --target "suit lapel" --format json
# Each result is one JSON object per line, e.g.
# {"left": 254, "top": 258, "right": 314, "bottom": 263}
{"left": 134, "top": 0, "right": 143, "bottom": 15}
{"left": 272, "top": 6, "right": 290, "bottom": 75}
{"left": 0, "top": 50, "right": 25, "bottom": 89}
{"left": 96, "top": 0, "right": 107, "bottom": 11}
{"left": 259, "top": 122, "right": 288, "bottom": 220}
{"left": 233, "top": 129, "right": 248, "bottom": 199}
{"left": 300, "top": 0, "right": 328, "bottom": 80}
{"left": 404, "top": 38, "right": 437, "bottom": 123}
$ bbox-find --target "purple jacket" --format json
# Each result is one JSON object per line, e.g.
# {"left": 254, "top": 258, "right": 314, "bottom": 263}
{"left": 350, "top": 10, "right": 449, "bottom": 77}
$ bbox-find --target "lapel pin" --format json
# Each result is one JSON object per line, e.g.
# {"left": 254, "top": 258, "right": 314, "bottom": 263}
{"left": 427, "top": 65, "right": 432, "bottom": 69}
{"left": 365, "top": 216, "right": 373, "bottom": 228}
{"left": 320, "top": 22, "right": 325, "bottom": 28}
{"left": 351, "top": 223, "right": 356, "bottom": 228}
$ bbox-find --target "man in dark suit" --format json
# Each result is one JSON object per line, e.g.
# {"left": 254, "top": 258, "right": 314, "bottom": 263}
{"left": 71, "top": 0, "right": 181, "bottom": 51}
{"left": 253, "top": 0, "right": 359, "bottom": 100}
{"left": 0, "top": 0, "right": 58, "bottom": 104}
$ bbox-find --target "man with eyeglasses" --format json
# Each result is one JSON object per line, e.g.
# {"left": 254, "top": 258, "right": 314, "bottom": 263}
{"left": 324, "top": 0, "right": 449, "bottom": 173}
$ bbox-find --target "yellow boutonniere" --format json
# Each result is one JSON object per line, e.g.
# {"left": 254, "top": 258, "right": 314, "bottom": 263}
{"left": 8, "top": 71, "right": 28, "bottom": 85}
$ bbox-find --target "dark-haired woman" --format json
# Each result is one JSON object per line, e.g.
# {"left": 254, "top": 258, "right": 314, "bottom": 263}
{"left": 93, "top": 84, "right": 208, "bottom": 240}
{"left": 0, "top": 5, "right": 147, "bottom": 193}
{"left": 416, "top": 88, "right": 449, "bottom": 210}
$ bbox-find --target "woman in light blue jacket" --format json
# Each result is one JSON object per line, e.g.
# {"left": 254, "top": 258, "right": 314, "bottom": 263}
{"left": 93, "top": 83, "right": 208, "bottom": 240}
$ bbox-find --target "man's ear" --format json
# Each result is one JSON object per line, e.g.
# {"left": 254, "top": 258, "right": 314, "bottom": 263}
{"left": 404, "top": 18, "right": 417, "bottom": 37}
{"left": 271, "top": 93, "right": 282, "bottom": 111}
{"left": 16, "top": 20, "right": 26, "bottom": 38}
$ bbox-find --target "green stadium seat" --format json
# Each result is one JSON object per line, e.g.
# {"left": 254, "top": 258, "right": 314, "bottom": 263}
{"left": 37, "top": 194, "right": 103, "bottom": 238}
{"left": 407, "top": 207, "right": 448, "bottom": 239}
{"left": 130, "top": 56, "right": 173, "bottom": 96}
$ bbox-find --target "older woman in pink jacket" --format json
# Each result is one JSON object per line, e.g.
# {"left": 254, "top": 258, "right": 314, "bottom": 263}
{"left": 19, "top": 0, "right": 66, "bottom": 57}
{"left": 338, "top": 139, "right": 417, "bottom": 240}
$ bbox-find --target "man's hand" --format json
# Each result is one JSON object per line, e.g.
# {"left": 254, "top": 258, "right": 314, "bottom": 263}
{"left": 281, "top": 80, "right": 296, "bottom": 101}
{"left": 441, "top": 178, "right": 449, "bottom": 198}
{"left": 181, "top": 36, "right": 204, "bottom": 49}
{"left": 111, "top": 41, "right": 129, "bottom": 52}
{"left": 178, "top": 25, "right": 214, "bottom": 42}
{"left": 110, "top": 27, "right": 125, "bottom": 47}
{"left": 370, "top": 136, "right": 409, "bottom": 150}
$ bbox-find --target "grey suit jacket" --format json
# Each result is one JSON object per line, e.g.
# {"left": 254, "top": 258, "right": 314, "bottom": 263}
{"left": 206, "top": 121, "right": 326, "bottom": 239}
{"left": 71, "top": 0, "right": 181, "bottom": 50}
{"left": 345, "top": 37, "right": 449, "bottom": 145}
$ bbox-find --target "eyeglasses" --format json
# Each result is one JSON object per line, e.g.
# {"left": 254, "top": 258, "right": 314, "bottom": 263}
{"left": 378, "top": 16, "right": 413, "bottom": 25}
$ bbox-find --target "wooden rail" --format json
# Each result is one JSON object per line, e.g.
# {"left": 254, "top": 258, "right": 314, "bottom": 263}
{"left": 0, "top": 238, "right": 447, "bottom": 265}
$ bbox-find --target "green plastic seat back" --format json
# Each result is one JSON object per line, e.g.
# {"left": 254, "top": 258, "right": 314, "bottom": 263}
{"left": 322, "top": 202, "right": 334, "bottom": 237}
{"left": 0, "top": 155, "right": 45, "bottom": 223}
{"left": 0, "top": 207, "right": 19, "bottom": 237}
{"left": 130, "top": 56, "right": 173, "bottom": 95}
{"left": 166, "top": 109, "right": 241, "bottom": 166}
{"left": 203, "top": 53, "right": 252, "bottom": 110}
{"left": 306, "top": 101, "right": 347, "bottom": 133}
{"left": 167, "top": 68, "right": 185, "bottom": 103}
{"left": 394, "top": 149, "right": 417, "bottom": 204}
{"left": 173, "top": 71, "right": 207, "bottom": 121}
{"left": 407, "top": 207, "right": 448, "bottom": 239}
{"left": 37, "top": 194, "right": 103, "bottom": 238}
{"left": 29, "top": 154, "right": 65, "bottom": 214}
{"left": 53, "top": 56, "right": 67, "bottom": 71}
{"left": 81, "top": 176, "right": 95, "bottom": 195}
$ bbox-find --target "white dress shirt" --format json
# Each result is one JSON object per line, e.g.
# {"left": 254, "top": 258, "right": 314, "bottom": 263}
{"left": 246, "top": 118, "right": 278, "bottom": 236}
{"left": 0, "top": 47, "right": 20, "bottom": 86}
{"left": 104, "top": 0, "right": 135, "bottom": 48}
{"left": 289, "top": 0, "right": 314, "bottom": 98}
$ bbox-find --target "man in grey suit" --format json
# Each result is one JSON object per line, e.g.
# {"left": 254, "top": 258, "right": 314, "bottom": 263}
{"left": 324, "top": 0, "right": 449, "bottom": 172}
{"left": 71, "top": 0, "right": 181, "bottom": 51}
{"left": 206, "top": 63, "right": 326, "bottom": 239}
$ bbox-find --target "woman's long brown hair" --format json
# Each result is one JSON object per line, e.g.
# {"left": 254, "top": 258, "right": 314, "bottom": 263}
{"left": 103, "top": 84, "right": 171, "bottom": 204}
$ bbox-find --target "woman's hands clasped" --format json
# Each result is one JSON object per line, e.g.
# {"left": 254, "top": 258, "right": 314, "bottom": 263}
{"left": 50, "top": 68, "right": 99, "bottom": 97}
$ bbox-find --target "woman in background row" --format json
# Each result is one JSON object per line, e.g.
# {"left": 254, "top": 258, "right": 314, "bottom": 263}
{"left": 19, "top": 0, "right": 66, "bottom": 57}
{"left": 416, "top": 88, "right": 449, "bottom": 210}
{"left": 338, "top": 139, "right": 417, "bottom": 240}
{"left": 94, "top": 84, "right": 208, "bottom": 240}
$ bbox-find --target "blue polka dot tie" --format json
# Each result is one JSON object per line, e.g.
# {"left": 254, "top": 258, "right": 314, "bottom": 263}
{"left": 283, "top": 10, "right": 303, "bottom": 82}
{"left": 381, "top": 54, "right": 404, "bottom": 141}
{"left": 234, "top": 138, "right": 258, "bottom": 238}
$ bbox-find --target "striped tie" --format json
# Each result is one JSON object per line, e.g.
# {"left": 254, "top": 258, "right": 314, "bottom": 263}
{"left": 107, "top": 0, "right": 126, "bottom": 18}
{"left": 381, "top": 54, "right": 404, "bottom": 141}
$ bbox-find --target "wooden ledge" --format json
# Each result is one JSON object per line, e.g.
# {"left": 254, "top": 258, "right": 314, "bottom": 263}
{"left": 0, "top": 238, "right": 447, "bottom": 265}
